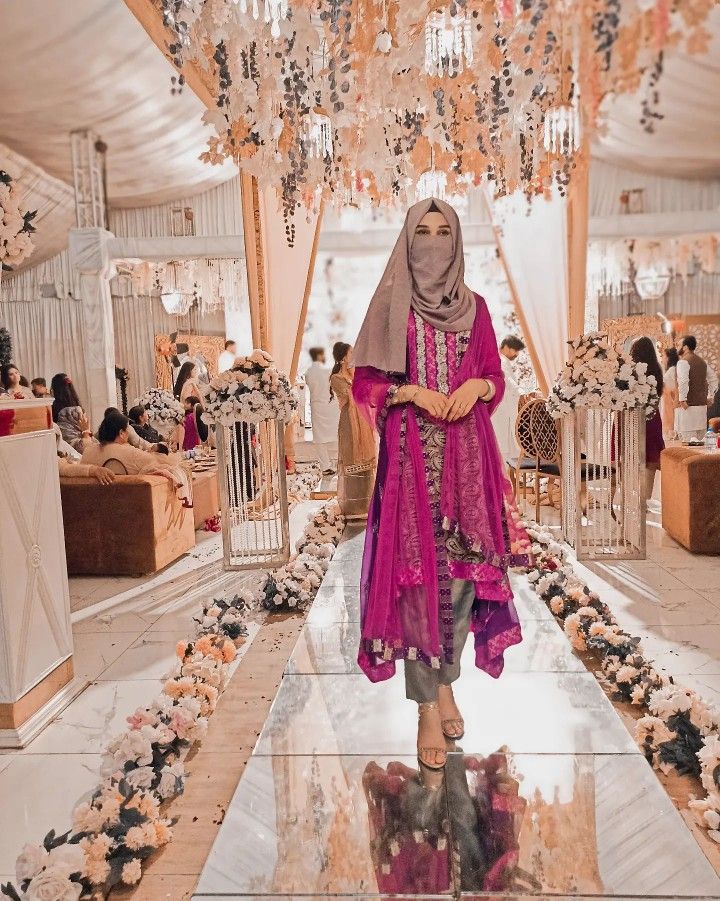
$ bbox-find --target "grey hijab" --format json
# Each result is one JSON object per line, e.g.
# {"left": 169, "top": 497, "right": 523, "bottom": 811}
{"left": 353, "top": 198, "right": 476, "bottom": 373}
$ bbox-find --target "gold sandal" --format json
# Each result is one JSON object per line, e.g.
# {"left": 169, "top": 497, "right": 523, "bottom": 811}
{"left": 441, "top": 717, "right": 465, "bottom": 741}
{"left": 417, "top": 702, "right": 447, "bottom": 771}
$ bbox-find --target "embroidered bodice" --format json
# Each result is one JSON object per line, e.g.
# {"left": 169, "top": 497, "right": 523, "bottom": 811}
{"left": 407, "top": 309, "right": 471, "bottom": 395}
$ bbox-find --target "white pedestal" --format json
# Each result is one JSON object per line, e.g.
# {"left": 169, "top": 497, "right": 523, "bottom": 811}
{"left": 0, "top": 403, "right": 77, "bottom": 747}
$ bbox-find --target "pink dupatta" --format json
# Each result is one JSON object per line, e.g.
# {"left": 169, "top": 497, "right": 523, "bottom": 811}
{"left": 354, "top": 295, "right": 530, "bottom": 683}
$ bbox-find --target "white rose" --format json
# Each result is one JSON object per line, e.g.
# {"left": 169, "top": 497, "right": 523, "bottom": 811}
{"left": 24, "top": 866, "right": 82, "bottom": 901}
{"left": 15, "top": 844, "right": 48, "bottom": 883}
{"left": 47, "top": 843, "right": 85, "bottom": 877}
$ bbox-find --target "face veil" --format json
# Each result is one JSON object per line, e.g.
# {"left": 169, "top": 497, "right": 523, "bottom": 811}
{"left": 353, "top": 197, "right": 476, "bottom": 374}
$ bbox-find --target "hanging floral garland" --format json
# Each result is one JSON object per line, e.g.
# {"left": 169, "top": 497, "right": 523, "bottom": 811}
{"left": 153, "top": 0, "right": 713, "bottom": 212}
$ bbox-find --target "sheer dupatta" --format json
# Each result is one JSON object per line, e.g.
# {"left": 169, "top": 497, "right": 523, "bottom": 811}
{"left": 354, "top": 295, "right": 530, "bottom": 683}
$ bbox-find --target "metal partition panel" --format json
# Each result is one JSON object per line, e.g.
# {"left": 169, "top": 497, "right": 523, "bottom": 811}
{"left": 216, "top": 418, "right": 290, "bottom": 571}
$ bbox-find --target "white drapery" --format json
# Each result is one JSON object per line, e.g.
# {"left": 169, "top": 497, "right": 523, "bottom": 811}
{"left": 108, "top": 176, "right": 242, "bottom": 239}
{"left": 490, "top": 189, "right": 570, "bottom": 393}
{"left": 0, "top": 297, "right": 89, "bottom": 404}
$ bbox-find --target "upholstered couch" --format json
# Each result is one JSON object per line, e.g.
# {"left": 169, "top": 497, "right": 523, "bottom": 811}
{"left": 661, "top": 447, "right": 720, "bottom": 554}
{"left": 60, "top": 474, "right": 196, "bottom": 575}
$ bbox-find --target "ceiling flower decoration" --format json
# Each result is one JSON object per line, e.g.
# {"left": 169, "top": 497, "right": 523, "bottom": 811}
{"left": 157, "top": 0, "right": 714, "bottom": 212}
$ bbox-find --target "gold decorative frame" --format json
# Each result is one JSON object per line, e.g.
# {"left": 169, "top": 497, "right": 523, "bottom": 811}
{"left": 601, "top": 315, "right": 673, "bottom": 353}
{"left": 154, "top": 334, "right": 226, "bottom": 391}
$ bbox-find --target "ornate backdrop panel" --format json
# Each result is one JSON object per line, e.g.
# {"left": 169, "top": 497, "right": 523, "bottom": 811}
{"left": 154, "top": 333, "right": 226, "bottom": 392}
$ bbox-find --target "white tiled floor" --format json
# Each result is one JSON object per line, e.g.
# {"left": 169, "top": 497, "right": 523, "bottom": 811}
{"left": 0, "top": 501, "right": 320, "bottom": 883}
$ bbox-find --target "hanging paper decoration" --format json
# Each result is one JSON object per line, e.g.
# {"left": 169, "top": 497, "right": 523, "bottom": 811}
{"left": 154, "top": 0, "right": 715, "bottom": 212}
{"left": 424, "top": 9, "right": 473, "bottom": 77}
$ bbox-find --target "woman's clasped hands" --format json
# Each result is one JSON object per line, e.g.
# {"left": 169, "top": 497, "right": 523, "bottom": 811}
{"left": 413, "top": 378, "right": 491, "bottom": 422}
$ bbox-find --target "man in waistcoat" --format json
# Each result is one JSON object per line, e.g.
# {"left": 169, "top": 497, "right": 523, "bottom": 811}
{"left": 676, "top": 335, "right": 719, "bottom": 441}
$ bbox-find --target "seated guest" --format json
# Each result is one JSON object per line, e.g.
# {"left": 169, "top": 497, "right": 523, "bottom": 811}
{"left": 128, "top": 405, "right": 164, "bottom": 444}
{"left": 1, "top": 364, "right": 33, "bottom": 399}
{"left": 182, "top": 396, "right": 205, "bottom": 451}
{"left": 55, "top": 426, "right": 114, "bottom": 484}
{"left": 51, "top": 372, "right": 83, "bottom": 422}
{"left": 57, "top": 405, "right": 94, "bottom": 453}
{"left": 83, "top": 410, "right": 192, "bottom": 506}
{"left": 102, "top": 406, "right": 166, "bottom": 454}
{"left": 31, "top": 377, "right": 50, "bottom": 398}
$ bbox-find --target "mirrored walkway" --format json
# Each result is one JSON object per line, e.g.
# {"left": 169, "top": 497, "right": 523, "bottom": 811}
{"left": 195, "top": 532, "right": 720, "bottom": 899}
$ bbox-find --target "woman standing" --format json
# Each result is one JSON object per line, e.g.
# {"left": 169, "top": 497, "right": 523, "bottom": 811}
{"left": 661, "top": 347, "right": 679, "bottom": 439}
{"left": 353, "top": 199, "right": 529, "bottom": 772}
{"left": 630, "top": 337, "right": 665, "bottom": 502}
{"left": 330, "top": 341, "right": 376, "bottom": 519}
{"left": 173, "top": 361, "right": 202, "bottom": 403}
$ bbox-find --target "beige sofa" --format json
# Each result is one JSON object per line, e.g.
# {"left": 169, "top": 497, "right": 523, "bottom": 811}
{"left": 661, "top": 447, "right": 720, "bottom": 554}
{"left": 60, "top": 474, "right": 196, "bottom": 576}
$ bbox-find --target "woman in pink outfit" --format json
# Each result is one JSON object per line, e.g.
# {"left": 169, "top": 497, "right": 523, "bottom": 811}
{"left": 353, "top": 199, "right": 530, "bottom": 772}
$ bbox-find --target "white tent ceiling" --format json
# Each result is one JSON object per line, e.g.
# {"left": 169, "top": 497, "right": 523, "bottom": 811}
{"left": 0, "top": 0, "right": 236, "bottom": 268}
{"left": 593, "top": 5, "right": 720, "bottom": 178}
{"left": 0, "top": 1, "right": 717, "bottom": 272}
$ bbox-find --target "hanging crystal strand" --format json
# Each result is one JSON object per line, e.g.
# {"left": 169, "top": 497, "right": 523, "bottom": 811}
{"left": 252, "top": 0, "right": 259, "bottom": 20}
{"left": 463, "top": 14, "right": 473, "bottom": 66}
{"left": 239, "top": 0, "right": 247, "bottom": 13}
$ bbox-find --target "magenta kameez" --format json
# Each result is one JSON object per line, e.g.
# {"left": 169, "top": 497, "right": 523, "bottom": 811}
{"left": 353, "top": 295, "right": 530, "bottom": 684}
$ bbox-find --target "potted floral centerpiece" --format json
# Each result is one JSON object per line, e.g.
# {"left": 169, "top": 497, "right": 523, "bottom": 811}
{"left": 200, "top": 349, "right": 297, "bottom": 426}
{"left": 201, "top": 350, "right": 297, "bottom": 572}
{"left": 547, "top": 332, "right": 659, "bottom": 561}
{"left": 135, "top": 388, "right": 184, "bottom": 429}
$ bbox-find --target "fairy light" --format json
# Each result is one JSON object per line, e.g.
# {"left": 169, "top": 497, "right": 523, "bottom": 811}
{"left": 302, "top": 109, "right": 334, "bottom": 160}
{"left": 232, "top": 0, "right": 288, "bottom": 38}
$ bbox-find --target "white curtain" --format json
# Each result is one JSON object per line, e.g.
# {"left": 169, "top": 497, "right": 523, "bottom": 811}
{"left": 112, "top": 295, "right": 226, "bottom": 402}
{"left": 490, "top": 189, "right": 570, "bottom": 392}
{"left": 599, "top": 270, "right": 720, "bottom": 322}
{"left": 0, "top": 297, "right": 89, "bottom": 403}
{"left": 108, "top": 176, "right": 242, "bottom": 239}
{"left": 590, "top": 160, "right": 720, "bottom": 217}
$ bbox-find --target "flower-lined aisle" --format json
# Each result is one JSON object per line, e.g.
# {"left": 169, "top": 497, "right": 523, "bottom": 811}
{"left": 1, "top": 500, "right": 345, "bottom": 901}
{"left": 520, "top": 518, "right": 720, "bottom": 846}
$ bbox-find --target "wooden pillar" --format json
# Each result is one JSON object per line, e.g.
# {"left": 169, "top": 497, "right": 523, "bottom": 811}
{"left": 567, "top": 140, "right": 590, "bottom": 338}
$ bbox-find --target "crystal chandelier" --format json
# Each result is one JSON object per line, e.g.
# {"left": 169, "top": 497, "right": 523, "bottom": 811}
{"left": 424, "top": 9, "right": 473, "bottom": 77}
{"left": 635, "top": 267, "right": 671, "bottom": 302}
{"left": 160, "top": 261, "right": 194, "bottom": 316}
{"left": 233, "top": 0, "right": 289, "bottom": 39}
{"left": 302, "top": 109, "right": 333, "bottom": 160}
{"left": 543, "top": 103, "right": 581, "bottom": 154}
{"left": 415, "top": 168, "right": 448, "bottom": 201}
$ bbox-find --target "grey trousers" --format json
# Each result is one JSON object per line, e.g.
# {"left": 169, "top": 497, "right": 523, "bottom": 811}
{"left": 404, "top": 578, "right": 475, "bottom": 704}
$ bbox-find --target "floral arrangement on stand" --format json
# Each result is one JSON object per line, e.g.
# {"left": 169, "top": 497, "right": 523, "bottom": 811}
{"left": 2, "top": 496, "right": 344, "bottom": 901}
{"left": 0, "top": 170, "right": 36, "bottom": 272}
{"left": 547, "top": 332, "right": 659, "bottom": 419}
{"left": 200, "top": 350, "right": 297, "bottom": 426}
{"left": 519, "top": 517, "right": 720, "bottom": 846}
{"left": 134, "top": 387, "right": 184, "bottom": 426}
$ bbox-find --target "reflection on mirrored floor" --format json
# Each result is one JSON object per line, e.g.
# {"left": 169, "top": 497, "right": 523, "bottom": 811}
{"left": 194, "top": 531, "right": 720, "bottom": 899}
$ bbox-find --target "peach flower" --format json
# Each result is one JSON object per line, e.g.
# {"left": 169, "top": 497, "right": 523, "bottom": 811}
{"left": 121, "top": 859, "right": 142, "bottom": 885}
